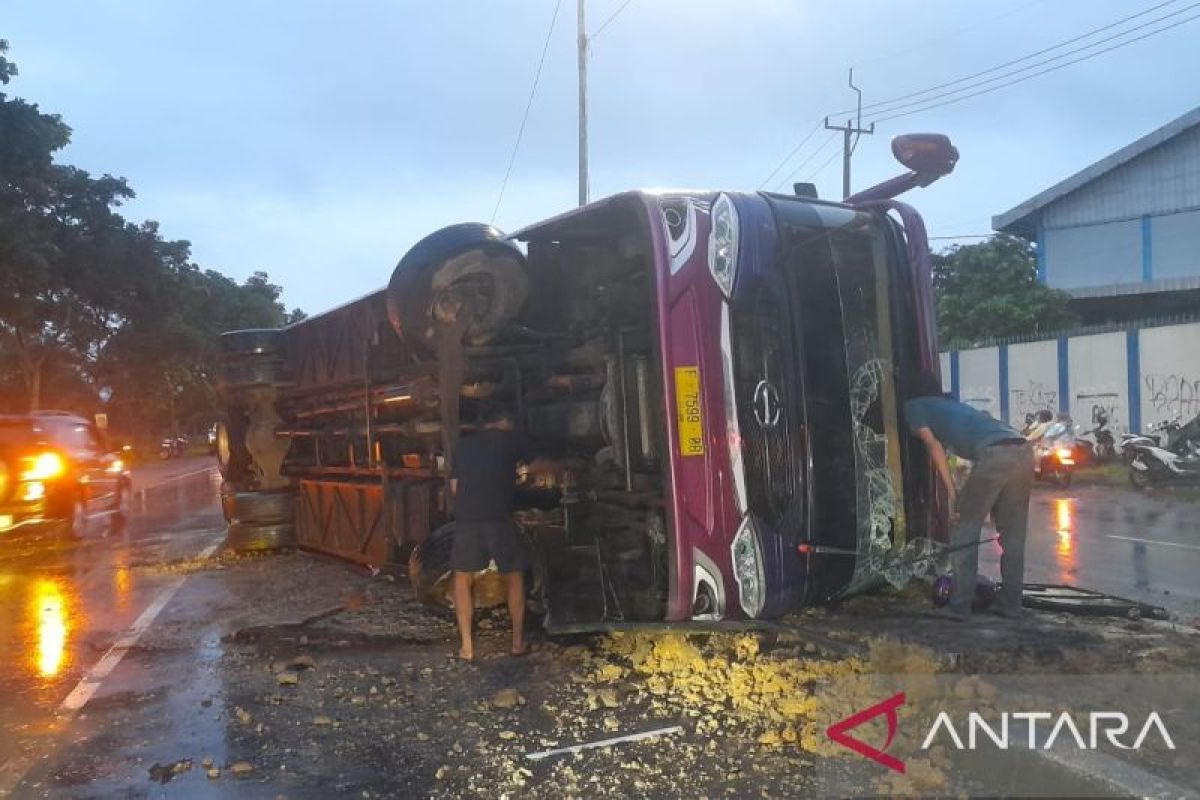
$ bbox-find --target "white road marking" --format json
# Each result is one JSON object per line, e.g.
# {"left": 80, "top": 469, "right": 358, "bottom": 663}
{"left": 525, "top": 725, "right": 683, "bottom": 761}
{"left": 137, "top": 465, "right": 217, "bottom": 493}
{"left": 1106, "top": 534, "right": 1200, "bottom": 552}
{"left": 0, "top": 534, "right": 223, "bottom": 796}
{"left": 57, "top": 539, "right": 221, "bottom": 715}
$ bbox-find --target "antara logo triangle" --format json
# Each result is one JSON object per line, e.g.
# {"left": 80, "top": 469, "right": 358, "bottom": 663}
{"left": 825, "top": 692, "right": 907, "bottom": 773}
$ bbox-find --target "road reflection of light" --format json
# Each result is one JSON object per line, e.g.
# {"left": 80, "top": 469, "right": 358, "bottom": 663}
{"left": 1054, "top": 497, "right": 1077, "bottom": 581}
{"left": 34, "top": 580, "right": 68, "bottom": 678}
{"left": 114, "top": 563, "right": 132, "bottom": 611}
{"left": 1056, "top": 498, "right": 1072, "bottom": 532}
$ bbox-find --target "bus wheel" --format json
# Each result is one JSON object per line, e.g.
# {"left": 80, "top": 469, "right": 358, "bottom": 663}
{"left": 386, "top": 223, "right": 528, "bottom": 355}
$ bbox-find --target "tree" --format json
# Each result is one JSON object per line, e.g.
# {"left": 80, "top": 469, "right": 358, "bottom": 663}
{"left": 0, "top": 38, "right": 304, "bottom": 430}
{"left": 932, "top": 234, "right": 1079, "bottom": 347}
{"left": 0, "top": 38, "right": 136, "bottom": 409}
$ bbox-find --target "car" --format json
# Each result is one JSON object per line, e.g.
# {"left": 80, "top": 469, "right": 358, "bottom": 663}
{"left": 0, "top": 411, "right": 132, "bottom": 537}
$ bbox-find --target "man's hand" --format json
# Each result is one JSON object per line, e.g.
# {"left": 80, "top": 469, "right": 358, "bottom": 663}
{"left": 916, "top": 426, "right": 959, "bottom": 524}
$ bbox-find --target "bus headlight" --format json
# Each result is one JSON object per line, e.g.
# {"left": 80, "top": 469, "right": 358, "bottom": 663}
{"left": 707, "top": 193, "right": 740, "bottom": 297}
{"left": 731, "top": 516, "right": 766, "bottom": 617}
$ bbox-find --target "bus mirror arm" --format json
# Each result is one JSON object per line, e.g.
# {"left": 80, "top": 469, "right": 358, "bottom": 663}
{"left": 846, "top": 133, "right": 959, "bottom": 204}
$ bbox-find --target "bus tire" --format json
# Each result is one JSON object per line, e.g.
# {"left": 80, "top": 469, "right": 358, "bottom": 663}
{"left": 386, "top": 223, "right": 528, "bottom": 355}
{"left": 215, "top": 414, "right": 253, "bottom": 484}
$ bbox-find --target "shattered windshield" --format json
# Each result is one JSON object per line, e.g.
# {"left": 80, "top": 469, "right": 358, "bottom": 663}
{"left": 776, "top": 205, "right": 939, "bottom": 594}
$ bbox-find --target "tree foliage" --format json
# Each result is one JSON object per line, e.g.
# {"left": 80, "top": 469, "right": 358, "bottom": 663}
{"left": 932, "top": 234, "right": 1079, "bottom": 347}
{"left": 0, "top": 39, "right": 303, "bottom": 435}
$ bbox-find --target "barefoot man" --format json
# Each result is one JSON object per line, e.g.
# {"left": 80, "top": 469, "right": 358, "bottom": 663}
{"left": 449, "top": 404, "right": 535, "bottom": 661}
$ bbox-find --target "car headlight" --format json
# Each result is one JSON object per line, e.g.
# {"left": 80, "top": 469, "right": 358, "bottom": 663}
{"left": 707, "top": 193, "right": 740, "bottom": 297}
{"left": 22, "top": 452, "right": 65, "bottom": 481}
{"left": 731, "top": 516, "right": 766, "bottom": 617}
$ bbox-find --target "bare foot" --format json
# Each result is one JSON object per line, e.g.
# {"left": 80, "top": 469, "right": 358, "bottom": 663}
{"left": 455, "top": 648, "right": 475, "bottom": 662}
{"left": 509, "top": 644, "right": 531, "bottom": 658}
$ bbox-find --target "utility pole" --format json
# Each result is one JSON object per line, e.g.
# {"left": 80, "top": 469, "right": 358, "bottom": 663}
{"left": 824, "top": 68, "right": 874, "bottom": 199}
{"left": 577, "top": 0, "right": 589, "bottom": 206}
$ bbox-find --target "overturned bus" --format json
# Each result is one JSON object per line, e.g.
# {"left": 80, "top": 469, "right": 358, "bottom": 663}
{"left": 214, "top": 134, "right": 957, "bottom": 630}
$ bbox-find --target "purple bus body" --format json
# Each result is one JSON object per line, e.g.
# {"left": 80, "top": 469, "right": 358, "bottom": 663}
{"left": 519, "top": 186, "right": 943, "bottom": 622}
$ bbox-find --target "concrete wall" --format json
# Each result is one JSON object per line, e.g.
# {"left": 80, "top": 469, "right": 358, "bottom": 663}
{"left": 940, "top": 320, "right": 1200, "bottom": 434}
{"left": 958, "top": 346, "right": 1000, "bottom": 417}
{"left": 1007, "top": 339, "right": 1059, "bottom": 424}
{"left": 1068, "top": 332, "right": 1128, "bottom": 435}
{"left": 1139, "top": 322, "right": 1200, "bottom": 426}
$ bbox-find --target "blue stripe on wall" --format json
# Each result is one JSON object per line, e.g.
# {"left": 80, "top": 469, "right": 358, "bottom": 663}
{"left": 1036, "top": 223, "right": 1047, "bottom": 283}
{"left": 1141, "top": 215, "right": 1153, "bottom": 281}
{"left": 1057, "top": 337, "right": 1070, "bottom": 415}
{"left": 1126, "top": 329, "right": 1141, "bottom": 434}
{"left": 999, "top": 345, "right": 1010, "bottom": 424}
{"left": 950, "top": 351, "right": 960, "bottom": 401}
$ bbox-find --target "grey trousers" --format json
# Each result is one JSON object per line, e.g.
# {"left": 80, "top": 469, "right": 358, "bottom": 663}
{"left": 949, "top": 442, "right": 1035, "bottom": 615}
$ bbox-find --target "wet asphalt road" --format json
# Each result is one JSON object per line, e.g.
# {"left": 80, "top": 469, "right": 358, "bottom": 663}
{"left": 980, "top": 483, "right": 1200, "bottom": 620}
{"left": 0, "top": 463, "right": 1195, "bottom": 797}
{"left": 0, "top": 460, "right": 228, "bottom": 797}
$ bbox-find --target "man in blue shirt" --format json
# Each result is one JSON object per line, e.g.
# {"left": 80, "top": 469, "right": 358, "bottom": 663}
{"left": 905, "top": 373, "right": 1034, "bottom": 621}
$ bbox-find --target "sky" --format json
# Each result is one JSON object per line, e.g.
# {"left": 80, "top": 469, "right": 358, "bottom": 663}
{"left": 4, "top": 0, "right": 1199, "bottom": 313}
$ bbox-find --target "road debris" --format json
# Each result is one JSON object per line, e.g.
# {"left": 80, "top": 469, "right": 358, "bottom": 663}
{"left": 147, "top": 759, "right": 193, "bottom": 784}
{"left": 490, "top": 688, "right": 524, "bottom": 710}
{"left": 526, "top": 725, "right": 684, "bottom": 761}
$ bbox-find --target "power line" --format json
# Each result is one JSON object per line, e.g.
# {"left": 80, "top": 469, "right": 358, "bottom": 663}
{"left": 590, "top": 0, "right": 635, "bottom": 41}
{"left": 804, "top": 146, "right": 843, "bottom": 184}
{"left": 838, "top": 0, "right": 1189, "bottom": 116}
{"left": 774, "top": 131, "right": 839, "bottom": 191}
{"left": 862, "top": 1, "right": 1199, "bottom": 120}
{"left": 851, "top": 0, "right": 1042, "bottom": 70}
{"left": 758, "top": 119, "right": 823, "bottom": 189}
{"left": 491, "top": 0, "right": 564, "bottom": 224}
{"left": 870, "top": 10, "right": 1200, "bottom": 124}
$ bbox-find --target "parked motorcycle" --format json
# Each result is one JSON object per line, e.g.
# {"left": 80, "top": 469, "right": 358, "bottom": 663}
{"left": 1129, "top": 436, "right": 1200, "bottom": 489}
{"left": 1031, "top": 420, "right": 1075, "bottom": 487}
{"left": 1119, "top": 417, "right": 1181, "bottom": 463}
{"left": 159, "top": 435, "right": 188, "bottom": 459}
{"left": 1075, "top": 410, "right": 1116, "bottom": 462}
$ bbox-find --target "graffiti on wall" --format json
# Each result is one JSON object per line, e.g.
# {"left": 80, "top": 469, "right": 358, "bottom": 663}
{"left": 1010, "top": 380, "right": 1057, "bottom": 423}
{"left": 1075, "top": 391, "right": 1122, "bottom": 432}
{"left": 1144, "top": 373, "right": 1200, "bottom": 421}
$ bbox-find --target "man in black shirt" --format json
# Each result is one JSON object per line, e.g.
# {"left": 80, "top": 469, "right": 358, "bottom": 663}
{"left": 449, "top": 404, "right": 535, "bottom": 661}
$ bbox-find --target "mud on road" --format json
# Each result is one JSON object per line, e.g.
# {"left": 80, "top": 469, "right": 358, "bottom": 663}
{"left": 22, "top": 547, "right": 1200, "bottom": 799}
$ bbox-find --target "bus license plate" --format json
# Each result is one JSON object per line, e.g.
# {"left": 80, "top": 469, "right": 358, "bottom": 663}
{"left": 674, "top": 366, "right": 705, "bottom": 457}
